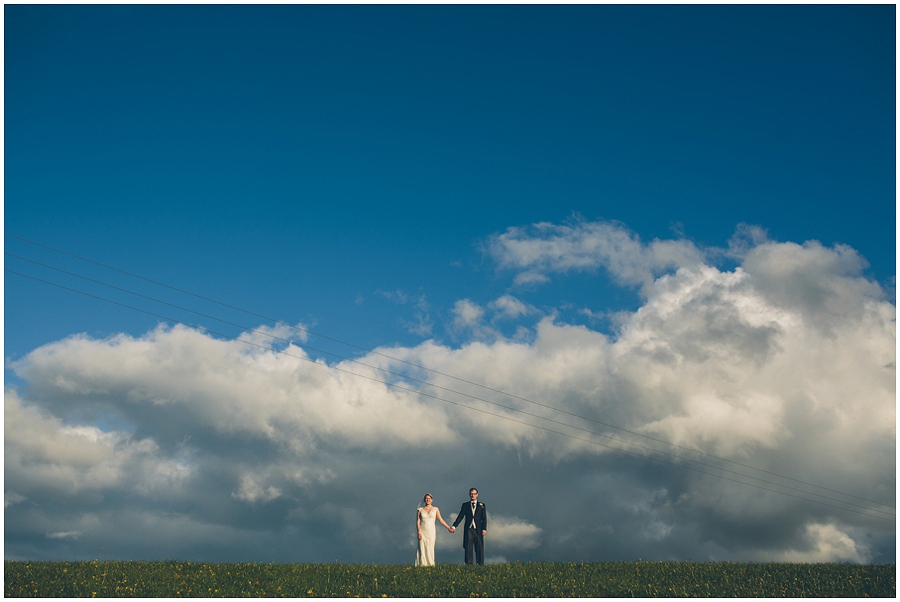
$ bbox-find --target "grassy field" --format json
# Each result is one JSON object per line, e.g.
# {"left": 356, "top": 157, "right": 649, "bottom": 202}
{"left": 4, "top": 560, "right": 895, "bottom": 597}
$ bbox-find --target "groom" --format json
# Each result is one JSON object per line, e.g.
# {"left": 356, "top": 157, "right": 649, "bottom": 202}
{"left": 450, "top": 487, "right": 487, "bottom": 565}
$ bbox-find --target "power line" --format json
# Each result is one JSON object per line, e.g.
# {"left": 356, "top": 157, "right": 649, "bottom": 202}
{"left": 6, "top": 253, "right": 898, "bottom": 519}
{"left": 6, "top": 234, "right": 895, "bottom": 513}
{"left": 6, "top": 267, "right": 895, "bottom": 523}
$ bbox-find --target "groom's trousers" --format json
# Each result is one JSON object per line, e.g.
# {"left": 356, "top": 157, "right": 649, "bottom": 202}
{"left": 465, "top": 527, "right": 484, "bottom": 565}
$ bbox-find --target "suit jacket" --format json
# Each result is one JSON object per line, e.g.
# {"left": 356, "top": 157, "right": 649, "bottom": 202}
{"left": 453, "top": 500, "right": 487, "bottom": 542}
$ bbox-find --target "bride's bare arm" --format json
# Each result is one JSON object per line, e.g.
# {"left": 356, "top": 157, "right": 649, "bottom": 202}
{"left": 436, "top": 508, "right": 452, "bottom": 531}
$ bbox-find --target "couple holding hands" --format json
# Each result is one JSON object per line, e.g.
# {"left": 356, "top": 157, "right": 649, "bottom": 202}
{"left": 415, "top": 488, "right": 487, "bottom": 566}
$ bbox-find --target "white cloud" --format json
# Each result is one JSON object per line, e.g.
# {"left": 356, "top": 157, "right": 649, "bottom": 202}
{"left": 232, "top": 475, "right": 283, "bottom": 504}
{"left": 486, "top": 219, "right": 704, "bottom": 290}
{"left": 774, "top": 523, "right": 872, "bottom": 563}
{"left": 10, "top": 325, "right": 456, "bottom": 453}
{"left": 452, "top": 298, "right": 485, "bottom": 329}
{"left": 488, "top": 515, "right": 543, "bottom": 550}
{"left": 5, "top": 222, "right": 894, "bottom": 564}
{"left": 5, "top": 492, "right": 26, "bottom": 508}
{"left": 4, "top": 389, "right": 191, "bottom": 499}
{"left": 513, "top": 271, "right": 551, "bottom": 286}
{"left": 450, "top": 298, "right": 500, "bottom": 341}
{"left": 434, "top": 513, "right": 541, "bottom": 555}
{"left": 488, "top": 295, "right": 534, "bottom": 322}
{"left": 46, "top": 531, "right": 83, "bottom": 541}
{"left": 236, "top": 321, "right": 309, "bottom": 348}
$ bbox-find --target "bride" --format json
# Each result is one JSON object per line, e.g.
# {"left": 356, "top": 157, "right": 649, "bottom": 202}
{"left": 415, "top": 493, "right": 453, "bottom": 566}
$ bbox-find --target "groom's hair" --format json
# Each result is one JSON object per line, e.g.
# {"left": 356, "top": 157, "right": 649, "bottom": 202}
{"left": 470, "top": 487, "right": 478, "bottom": 494}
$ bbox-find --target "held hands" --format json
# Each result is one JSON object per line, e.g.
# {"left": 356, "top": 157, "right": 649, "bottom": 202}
{"left": 448, "top": 527, "right": 455, "bottom": 533}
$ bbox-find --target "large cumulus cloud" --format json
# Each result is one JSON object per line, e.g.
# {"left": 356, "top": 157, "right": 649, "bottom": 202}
{"left": 5, "top": 221, "right": 894, "bottom": 563}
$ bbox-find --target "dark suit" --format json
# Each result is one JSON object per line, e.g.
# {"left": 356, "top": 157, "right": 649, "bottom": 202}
{"left": 452, "top": 500, "right": 487, "bottom": 565}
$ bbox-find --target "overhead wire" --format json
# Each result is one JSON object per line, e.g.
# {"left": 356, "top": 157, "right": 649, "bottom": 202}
{"left": 5, "top": 266, "right": 897, "bottom": 524}
{"left": 4, "top": 234, "right": 896, "bottom": 520}
{"left": 7, "top": 234, "right": 894, "bottom": 513}
{"left": 4, "top": 268, "right": 895, "bottom": 522}
{"left": 6, "top": 257, "right": 897, "bottom": 521}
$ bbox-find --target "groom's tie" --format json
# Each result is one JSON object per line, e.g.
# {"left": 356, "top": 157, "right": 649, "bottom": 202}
{"left": 470, "top": 501, "right": 476, "bottom": 528}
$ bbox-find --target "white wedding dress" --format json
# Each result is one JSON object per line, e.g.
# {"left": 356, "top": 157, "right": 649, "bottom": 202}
{"left": 415, "top": 507, "right": 438, "bottom": 566}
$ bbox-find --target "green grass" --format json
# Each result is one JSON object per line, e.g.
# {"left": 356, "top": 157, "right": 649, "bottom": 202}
{"left": 4, "top": 560, "right": 895, "bottom": 597}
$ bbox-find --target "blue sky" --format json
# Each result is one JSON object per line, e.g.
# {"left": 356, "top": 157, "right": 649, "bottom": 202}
{"left": 4, "top": 5, "right": 895, "bottom": 564}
